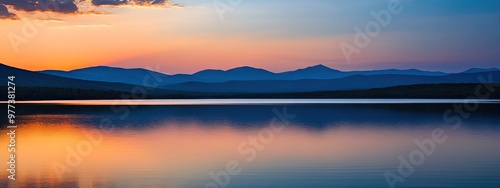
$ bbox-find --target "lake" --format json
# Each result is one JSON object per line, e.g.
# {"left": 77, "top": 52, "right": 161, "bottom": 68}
{"left": 1, "top": 99, "right": 500, "bottom": 188}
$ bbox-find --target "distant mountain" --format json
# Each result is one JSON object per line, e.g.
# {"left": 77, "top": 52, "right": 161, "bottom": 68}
{"left": 40, "top": 66, "right": 202, "bottom": 86}
{"left": 2, "top": 63, "right": 500, "bottom": 99}
{"left": 278, "top": 65, "right": 344, "bottom": 80}
{"left": 193, "top": 66, "right": 277, "bottom": 82}
{"left": 462, "top": 68, "right": 500, "bottom": 74}
{"left": 39, "top": 64, "right": 450, "bottom": 85}
{"left": 159, "top": 71, "right": 500, "bottom": 93}
{"left": 0, "top": 64, "right": 184, "bottom": 94}
{"left": 348, "top": 69, "right": 446, "bottom": 77}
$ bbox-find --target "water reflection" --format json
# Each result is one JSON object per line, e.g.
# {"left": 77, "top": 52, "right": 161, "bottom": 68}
{"left": 10, "top": 103, "right": 500, "bottom": 128}
{"left": 0, "top": 103, "right": 500, "bottom": 188}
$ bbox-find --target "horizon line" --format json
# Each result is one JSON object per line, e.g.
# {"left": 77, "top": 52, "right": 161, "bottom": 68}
{"left": 2, "top": 62, "right": 499, "bottom": 75}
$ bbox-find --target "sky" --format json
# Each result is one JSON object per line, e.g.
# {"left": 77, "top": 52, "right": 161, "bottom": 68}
{"left": 0, "top": 0, "right": 499, "bottom": 74}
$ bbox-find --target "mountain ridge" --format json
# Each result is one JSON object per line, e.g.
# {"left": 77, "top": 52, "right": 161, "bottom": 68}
{"left": 158, "top": 71, "right": 500, "bottom": 93}
{"left": 36, "top": 64, "right": 480, "bottom": 86}
{"left": 0, "top": 63, "right": 191, "bottom": 94}
{"left": 2, "top": 63, "right": 500, "bottom": 99}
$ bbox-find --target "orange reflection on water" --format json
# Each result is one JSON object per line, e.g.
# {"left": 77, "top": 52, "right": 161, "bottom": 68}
{"left": 2, "top": 119, "right": 488, "bottom": 187}
{"left": 1, "top": 121, "right": 268, "bottom": 187}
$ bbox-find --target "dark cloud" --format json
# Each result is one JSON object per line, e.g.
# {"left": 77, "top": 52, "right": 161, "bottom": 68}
{"left": 151, "top": 0, "right": 167, "bottom": 5}
{"left": 1, "top": 0, "right": 37, "bottom": 11}
{"left": 0, "top": 0, "right": 78, "bottom": 13}
{"left": 92, "top": 0, "right": 171, "bottom": 6}
{"left": 0, "top": 4, "right": 9, "bottom": 12}
{"left": 136, "top": 0, "right": 167, "bottom": 5}
{"left": 41, "top": 0, "right": 79, "bottom": 13}
{"left": 91, "top": 0, "right": 128, "bottom": 6}
{"left": 0, "top": 0, "right": 177, "bottom": 19}
{"left": 0, "top": 4, "right": 17, "bottom": 19}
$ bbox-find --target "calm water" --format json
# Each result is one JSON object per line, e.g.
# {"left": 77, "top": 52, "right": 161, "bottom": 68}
{"left": 1, "top": 99, "right": 500, "bottom": 188}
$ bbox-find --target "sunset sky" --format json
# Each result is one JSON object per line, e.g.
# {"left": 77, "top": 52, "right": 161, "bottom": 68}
{"left": 1, "top": 0, "right": 499, "bottom": 74}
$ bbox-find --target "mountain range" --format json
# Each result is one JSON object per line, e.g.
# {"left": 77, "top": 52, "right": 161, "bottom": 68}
{"left": 40, "top": 64, "right": 454, "bottom": 85}
{"left": 1, "top": 63, "right": 499, "bottom": 95}
{"left": 0, "top": 63, "right": 191, "bottom": 95}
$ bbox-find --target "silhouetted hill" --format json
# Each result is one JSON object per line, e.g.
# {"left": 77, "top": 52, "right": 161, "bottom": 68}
{"left": 227, "top": 83, "right": 500, "bottom": 99}
{"left": 39, "top": 64, "right": 451, "bottom": 85}
{"left": 40, "top": 66, "right": 202, "bottom": 85}
{"left": 348, "top": 69, "right": 446, "bottom": 76}
{"left": 2, "top": 63, "right": 499, "bottom": 99}
{"left": 160, "top": 71, "right": 500, "bottom": 93}
{"left": 193, "top": 66, "right": 277, "bottom": 82}
{"left": 4, "top": 83, "right": 499, "bottom": 100}
{"left": 0, "top": 63, "right": 190, "bottom": 95}
{"left": 278, "top": 65, "right": 343, "bottom": 80}
{"left": 462, "top": 68, "right": 500, "bottom": 74}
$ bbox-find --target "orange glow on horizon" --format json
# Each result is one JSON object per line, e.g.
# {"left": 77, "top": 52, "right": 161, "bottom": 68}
{"left": 0, "top": 6, "right": 354, "bottom": 74}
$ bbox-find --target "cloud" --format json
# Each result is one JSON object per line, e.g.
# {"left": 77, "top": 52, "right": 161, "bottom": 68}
{"left": 0, "top": 0, "right": 37, "bottom": 12}
{"left": 51, "top": 0, "right": 79, "bottom": 13}
{"left": 91, "top": 0, "right": 127, "bottom": 6}
{"left": 91, "top": 0, "right": 172, "bottom": 6}
{"left": 0, "top": 0, "right": 78, "bottom": 13}
{"left": 0, "top": 4, "right": 17, "bottom": 19}
{"left": 0, "top": 0, "right": 178, "bottom": 19}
